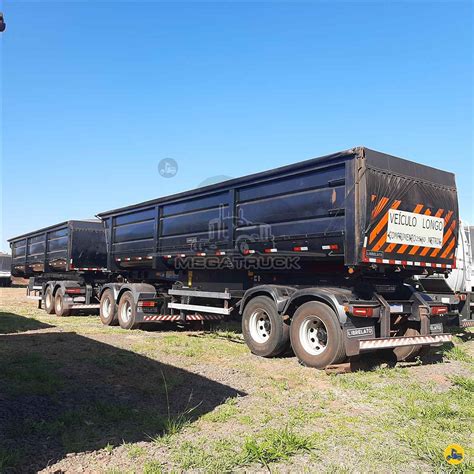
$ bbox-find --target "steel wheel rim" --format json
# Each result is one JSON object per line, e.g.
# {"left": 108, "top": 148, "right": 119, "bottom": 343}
{"left": 55, "top": 296, "right": 62, "bottom": 314}
{"left": 102, "top": 297, "right": 111, "bottom": 318}
{"left": 299, "top": 316, "right": 328, "bottom": 355}
{"left": 249, "top": 309, "right": 271, "bottom": 343}
{"left": 121, "top": 299, "right": 132, "bottom": 323}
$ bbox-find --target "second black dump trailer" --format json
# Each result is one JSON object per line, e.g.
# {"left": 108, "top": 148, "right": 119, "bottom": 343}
{"left": 8, "top": 147, "right": 460, "bottom": 368}
{"left": 9, "top": 220, "right": 108, "bottom": 316}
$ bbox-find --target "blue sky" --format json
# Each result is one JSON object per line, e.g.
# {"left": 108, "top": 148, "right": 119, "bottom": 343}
{"left": 1, "top": 1, "right": 472, "bottom": 251}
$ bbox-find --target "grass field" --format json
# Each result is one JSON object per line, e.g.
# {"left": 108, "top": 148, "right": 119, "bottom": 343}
{"left": 0, "top": 287, "right": 473, "bottom": 473}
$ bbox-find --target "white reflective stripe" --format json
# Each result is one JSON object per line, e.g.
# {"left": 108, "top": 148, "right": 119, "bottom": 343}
{"left": 360, "top": 334, "right": 451, "bottom": 350}
{"left": 406, "top": 261, "right": 414, "bottom": 265}
{"left": 382, "top": 259, "right": 390, "bottom": 264}
{"left": 322, "top": 245, "right": 331, "bottom": 250}
{"left": 369, "top": 258, "right": 377, "bottom": 263}
{"left": 394, "top": 260, "right": 402, "bottom": 265}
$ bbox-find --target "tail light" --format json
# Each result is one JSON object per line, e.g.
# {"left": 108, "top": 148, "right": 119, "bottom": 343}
{"left": 431, "top": 306, "right": 448, "bottom": 315}
{"left": 65, "top": 288, "right": 82, "bottom": 294}
{"left": 344, "top": 305, "right": 374, "bottom": 317}
{"left": 138, "top": 300, "right": 156, "bottom": 307}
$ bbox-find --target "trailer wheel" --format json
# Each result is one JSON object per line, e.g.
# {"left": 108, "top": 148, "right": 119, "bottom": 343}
{"left": 117, "top": 291, "right": 139, "bottom": 330}
{"left": 242, "top": 296, "right": 290, "bottom": 357}
{"left": 100, "top": 290, "right": 119, "bottom": 326}
{"left": 44, "top": 286, "right": 55, "bottom": 314}
{"left": 54, "top": 289, "right": 70, "bottom": 317}
{"left": 392, "top": 326, "right": 422, "bottom": 362}
{"left": 290, "top": 301, "right": 346, "bottom": 369}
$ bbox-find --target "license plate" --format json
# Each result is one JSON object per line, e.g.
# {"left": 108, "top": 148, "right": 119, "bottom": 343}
{"left": 389, "top": 304, "right": 404, "bottom": 313}
{"left": 430, "top": 323, "right": 443, "bottom": 334}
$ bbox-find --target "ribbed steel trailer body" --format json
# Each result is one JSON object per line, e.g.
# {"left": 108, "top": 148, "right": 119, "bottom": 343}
{"left": 9, "top": 220, "right": 107, "bottom": 276}
{"left": 98, "top": 147, "right": 458, "bottom": 275}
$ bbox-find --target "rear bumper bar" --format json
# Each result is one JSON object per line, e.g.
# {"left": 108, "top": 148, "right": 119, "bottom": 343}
{"left": 460, "top": 319, "right": 474, "bottom": 328}
{"left": 359, "top": 333, "right": 451, "bottom": 351}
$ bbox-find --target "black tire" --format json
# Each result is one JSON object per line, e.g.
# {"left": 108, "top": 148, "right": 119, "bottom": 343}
{"left": 393, "top": 326, "right": 422, "bottom": 362}
{"left": 290, "top": 301, "right": 346, "bottom": 369}
{"left": 100, "top": 289, "right": 119, "bottom": 326}
{"left": 242, "top": 296, "right": 290, "bottom": 357}
{"left": 44, "top": 286, "right": 55, "bottom": 314}
{"left": 54, "top": 289, "right": 70, "bottom": 317}
{"left": 117, "top": 291, "right": 139, "bottom": 330}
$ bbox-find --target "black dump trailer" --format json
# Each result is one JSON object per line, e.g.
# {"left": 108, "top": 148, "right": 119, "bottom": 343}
{"left": 8, "top": 220, "right": 108, "bottom": 316}
{"left": 93, "top": 146, "right": 459, "bottom": 368}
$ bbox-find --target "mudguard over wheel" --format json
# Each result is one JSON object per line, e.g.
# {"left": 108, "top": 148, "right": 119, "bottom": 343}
{"left": 54, "top": 289, "right": 70, "bottom": 317}
{"left": 44, "top": 286, "right": 55, "bottom": 314}
{"left": 100, "top": 289, "right": 119, "bottom": 326}
{"left": 290, "top": 301, "right": 346, "bottom": 369}
{"left": 242, "top": 295, "right": 290, "bottom": 357}
{"left": 117, "top": 291, "right": 139, "bottom": 330}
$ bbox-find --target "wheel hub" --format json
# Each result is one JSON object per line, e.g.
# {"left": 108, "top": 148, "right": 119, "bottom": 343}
{"left": 121, "top": 300, "right": 132, "bottom": 323}
{"left": 102, "top": 298, "right": 111, "bottom": 318}
{"left": 299, "top": 316, "right": 328, "bottom": 355}
{"left": 249, "top": 309, "right": 271, "bottom": 343}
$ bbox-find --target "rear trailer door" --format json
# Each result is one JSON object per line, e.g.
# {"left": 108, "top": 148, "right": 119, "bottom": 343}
{"left": 360, "top": 149, "right": 458, "bottom": 270}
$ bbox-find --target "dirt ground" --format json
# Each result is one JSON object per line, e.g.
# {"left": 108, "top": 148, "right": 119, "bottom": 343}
{"left": 0, "top": 287, "right": 473, "bottom": 473}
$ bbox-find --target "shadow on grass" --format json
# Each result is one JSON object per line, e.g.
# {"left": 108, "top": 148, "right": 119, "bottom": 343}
{"left": 0, "top": 312, "right": 54, "bottom": 334}
{"left": 0, "top": 314, "right": 246, "bottom": 472}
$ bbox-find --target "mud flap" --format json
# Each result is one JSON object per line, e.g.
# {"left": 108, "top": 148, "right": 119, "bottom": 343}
{"left": 343, "top": 319, "right": 376, "bottom": 356}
